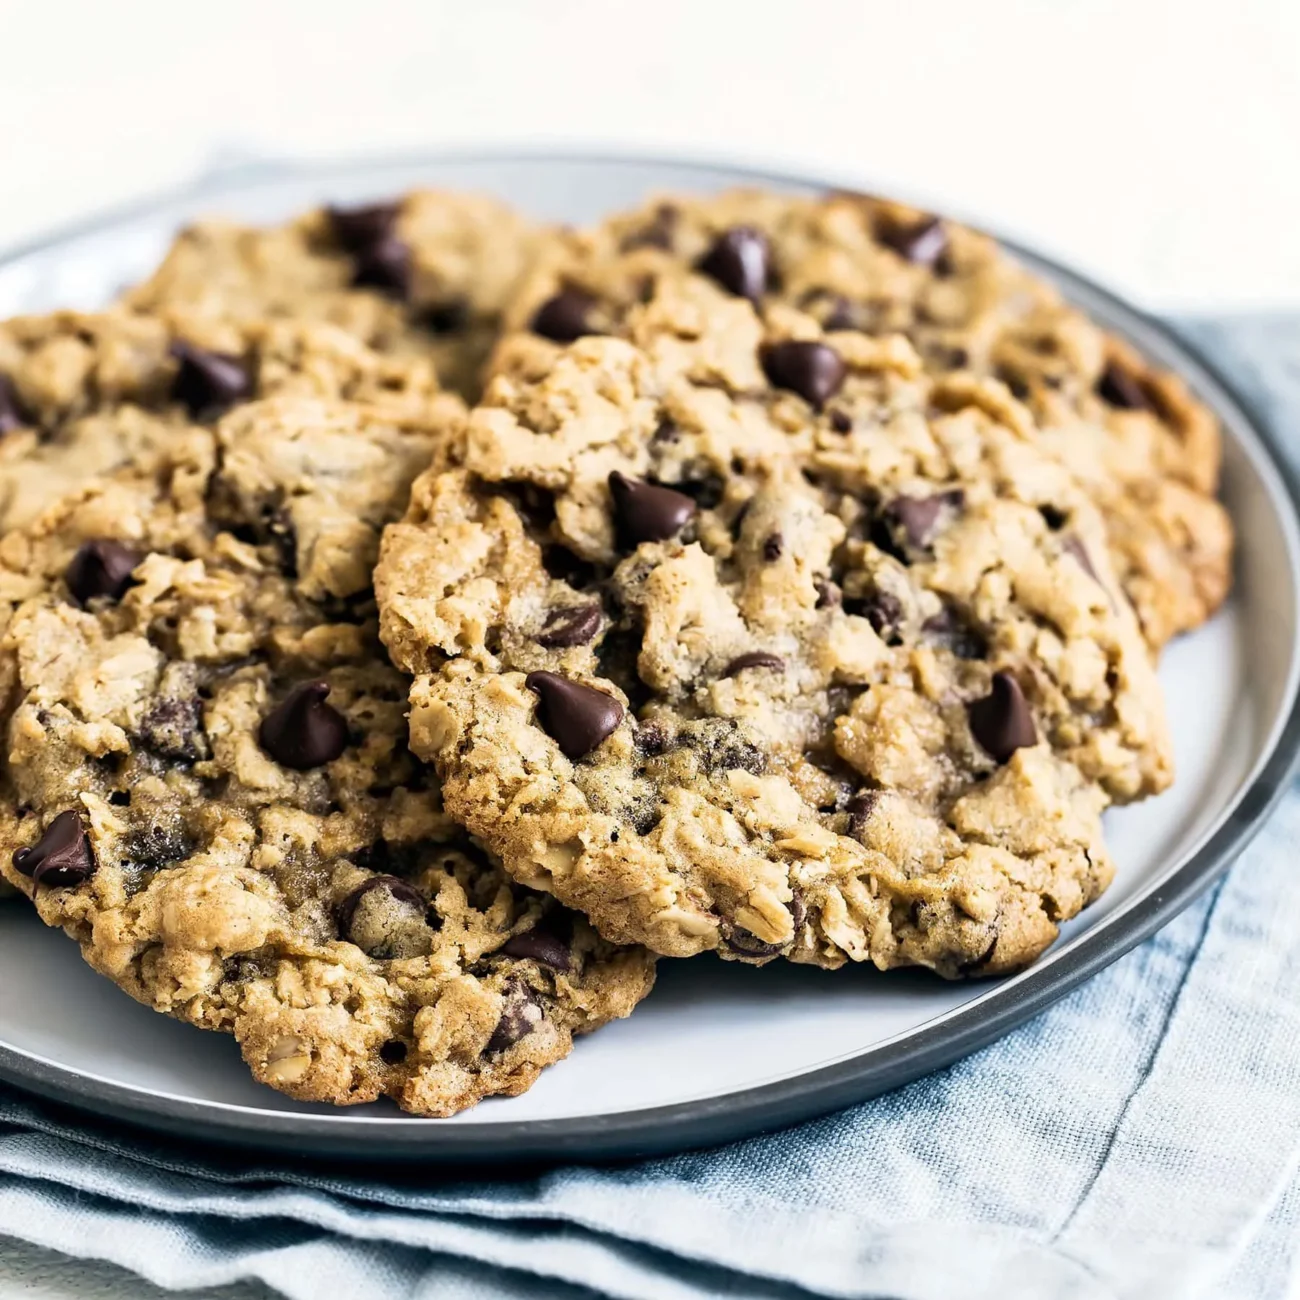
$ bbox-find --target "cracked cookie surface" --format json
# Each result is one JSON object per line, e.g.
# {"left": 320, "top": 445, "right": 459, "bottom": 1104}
{"left": 0, "top": 388, "right": 654, "bottom": 1115}
{"left": 496, "top": 189, "right": 1232, "bottom": 650}
{"left": 0, "top": 308, "right": 461, "bottom": 538}
{"left": 377, "top": 328, "right": 1172, "bottom": 974}
{"left": 120, "top": 190, "right": 545, "bottom": 400}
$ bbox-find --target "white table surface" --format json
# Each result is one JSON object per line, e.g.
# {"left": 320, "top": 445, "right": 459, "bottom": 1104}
{"left": 1, "top": 0, "right": 1297, "bottom": 1296}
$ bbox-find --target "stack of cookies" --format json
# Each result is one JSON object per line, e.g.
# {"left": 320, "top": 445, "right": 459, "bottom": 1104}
{"left": 0, "top": 187, "right": 1233, "bottom": 1115}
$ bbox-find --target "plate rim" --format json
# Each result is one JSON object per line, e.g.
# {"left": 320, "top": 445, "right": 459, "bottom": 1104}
{"left": 1, "top": 146, "right": 1298, "bottom": 1164}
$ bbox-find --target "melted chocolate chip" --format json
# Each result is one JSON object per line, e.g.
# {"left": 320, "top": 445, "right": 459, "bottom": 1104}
{"left": 814, "top": 578, "right": 842, "bottom": 609}
{"left": 856, "top": 589, "right": 903, "bottom": 642}
{"left": 721, "top": 922, "right": 786, "bottom": 959}
{"left": 0, "top": 375, "right": 28, "bottom": 434}
{"left": 881, "top": 490, "right": 964, "bottom": 555}
{"left": 877, "top": 214, "right": 949, "bottom": 267}
{"left": 170, "top": 341, "right": 252, "bottom": 419}
{"left": 502, "top": 923, "right": 573, "bottom": 971}
{"left": 351, "top": 236, "right": 412, "bottom": 298}
{"left": 337, "top": 875, "right": 426, "bottom": 938}
{"left": 525, "top": 672, "right": 624, "bottom": 759}
{"left": 1039, "top": 505, "right": 1068, "bottom": 531}
{"left": 258, "top": 680, "right": 348, "bottom": 770}
{"left": 66, "top": 539, "right": 141, "bottom": 605}
{"left": 13, "top": 810, "right": 95, "bottom": 887}
{"left": 829, "top": 409, "right": 852, "bottom": 434}
{"left": 139, "top": 695, "right": 209, "bottom": 762}
{"left": 536, "top": 603, "right": 602, "bottom": 648}
{"left": 531, "top": 288, "right": 599, "bottom": 343}
{"left": 485, "top": 982, "right": 544, "bottom": 1053}
{"left": 847, "top": 790, "right": 880, "bottom": 838}
{"left": 608, "top": 471, "right": 696, "bottom": 547}
{"left": 122, "top": 825, "right": 195, "bottom": 871}
{"left": 967, "top": 672, "right": 1037, "bottom": 763}
{"left": 762, "top": 533, "right": 784, "bottom": 561}
{"left": 1096, "top": 359, "right": 1151, "bottom": 411}
{"left": 327, "top": 200, "right": 400, "bottom": 251}
{"left": 761, "top": 340, "right": 847, "bottom": 410}
{"left": 722, "top": 651, "right": 785, "bottom": 677}
{"left": 697, "top": 226, "right": 771, "bottom": 301}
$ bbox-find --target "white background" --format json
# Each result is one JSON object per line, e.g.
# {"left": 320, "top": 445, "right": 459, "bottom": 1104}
{"left": 0, "top": 1, "right": 1296, "bottom": 1296}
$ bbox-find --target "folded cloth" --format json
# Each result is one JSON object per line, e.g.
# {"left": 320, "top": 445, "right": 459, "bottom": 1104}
{"left": 2, "top": 317, "right": 1299, "bottom": 1300}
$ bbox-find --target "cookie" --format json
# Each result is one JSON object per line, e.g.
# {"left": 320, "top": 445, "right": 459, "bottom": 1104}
{"left": 495, "top": 190, "right": 1232, "bottom": 649}
{"left": 0, "top": 390, "right": 654, "bottom": 1115}
{"left": 376, "top": 325, "right": 1172, "bottom": 974}
{"left": 0, "top": 309, "right": 462, "bottom": 539}
{"left": 120, "top": 190, "right": 544, "bottom": 400}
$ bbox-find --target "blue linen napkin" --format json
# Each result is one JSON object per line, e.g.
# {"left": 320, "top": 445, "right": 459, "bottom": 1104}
{"left": 1, "top": 317, "right": 1298, "bottom": 1300}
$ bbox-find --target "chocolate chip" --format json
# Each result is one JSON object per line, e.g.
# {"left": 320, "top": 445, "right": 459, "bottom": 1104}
{"left": 880, "top": 489, "right": 964, "bottom": 556}
{"left": 122, "top": 825, "right": 194, "bottom": 871}
{"left": 967, "top": 672, "right": 1037, "bottom": 763}
{"left": 0, "top": 375, "right": 28, "bottom": 434}
{"left": 651, "top": 419, "right": 680, "bottom": 445}
{"left": 258, "top": 680, "right": 348, "bottom": 770}
{"left": 1039, "top": 505, "right": 1068, "bottom": 531}
{"left": 66, "top": 539, "right": 141, "bottom": 605}
{"left": 877, "top": 215, "right": 949, "bottom": 267}
{"left": 379, "top": 1040, "right": 408, "bottom": 1065}
{"left": 761, "top": 341, "right": 847, "bottom": 409}
{"left": 485, "top": 982, "right": 544, "bottom": 1053}
{"left": 13, "top": 811, "right": 95, "bottom": 887}
{"left": 351, "top": 236, "right": 412, "bottom": 298}
{"left": 1064, "top": 537, "right": 1101, "bottom": 584}
{"left": 697, "top": 226, "right": 771, "bottom": 301}
{"left": 525, "top": 672, "right": 624, "bottom": 760}
{"left": 1096, "top": 360, "right": 1150, "bottom": 411}
{"left": 139, "top": 695, "right": 209, "bottom": 762}
{"left": 536, "top": 603, "right": 602, "bottom": 649}
{"left": 327, "top": 200, "right": 400, "bottom": 251}
{"left": 857, "top": 590, "right": 903, "bottom": 642}
{"left": 722, "top": 651, "right": 785, "bottom": 677}
{"left": 422, "top": 299, "right": 469, "bottom": 335}
{"left": 337, "top": 875, "right": 425, "bottom": 938}
{"left": 847, "top": 790, "right": 880, "bottom": 838}
{"left": 721, "top": 921, "right": 785, "bottom": 959}
{"left": 170, "top": 341, "right": 252, "bottom": 418}
{"left": 762, "top": 533, "right": 784, "bottom": 561}
{"left": 814, "top": 578, "right": 842, "bottom": 609}
{"left": 608, "top": 471, "right": 696, "bottom": 547}
{"left": 502, "top": 923, "right": 573, "bottom": 971}
{"left": 829, "top": 409, "right": 852, "bottom": 434}
{"left": 531, "top": 288, "right": 598, "bottom": 343}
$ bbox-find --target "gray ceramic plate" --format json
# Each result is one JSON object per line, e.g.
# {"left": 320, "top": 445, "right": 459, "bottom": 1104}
{"left": 0, "top": 151, "right": 1297, "bottom": 1164}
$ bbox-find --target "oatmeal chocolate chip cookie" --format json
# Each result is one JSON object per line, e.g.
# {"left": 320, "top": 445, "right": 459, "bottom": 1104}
{"left": 120, "top": 191, "right": 545, "bottom": 400}
{"left": 0, "top": 308, "right": 462, "bottom": 538}
{"left": 496, "top": 190, "right": 1232, "bottom": 650}
{"left": 377, "top": 330, "right": 1171, "bottom": 973}
{"left": 0, "top": 399, "right": 653, "bottom": 1116}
